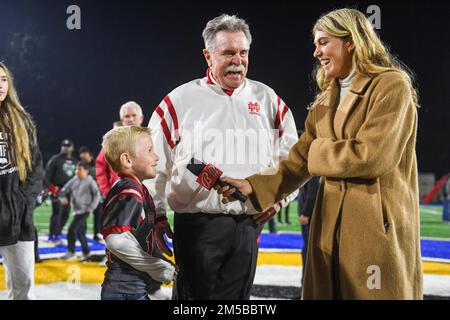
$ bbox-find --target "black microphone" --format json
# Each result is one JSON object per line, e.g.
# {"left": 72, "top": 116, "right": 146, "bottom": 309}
{"left": 186, "top": 158, "right": 248, "bottom": 202}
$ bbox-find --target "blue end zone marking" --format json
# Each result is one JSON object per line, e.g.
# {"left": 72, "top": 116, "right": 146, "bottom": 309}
{"left": 27, "top": 233, "right": 450, "bottom": 261}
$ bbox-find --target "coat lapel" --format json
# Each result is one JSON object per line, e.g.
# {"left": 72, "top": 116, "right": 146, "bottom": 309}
{"left": 315, "top": 80, "right": 339, "bottom": 140}
{"left": 333, "top": 73, "right": 373, "bottom": 140}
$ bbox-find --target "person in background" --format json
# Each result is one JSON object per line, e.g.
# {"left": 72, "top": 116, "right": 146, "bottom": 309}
{"left": 96, "top": 101, "right": 143, "bottom": 198}
{"left": 267, "top": 217, "right": 277, "bottom": 234}
{"left": 59, "top": 161, "right": 101, "bottom": 261}
{"left": 79, "top": 146, "right": 103, "bottom": 242}
{"left": 44, "top": 139, "right": 77, "bottom": 244}
{"left": 444, "top": 177, "right": 450, "bottom": 223}
{"left": 277, "top": 203, "right": 291, "bottom": 225}
{"left": 0, "top": 62, "right": 43, "bottom": 299}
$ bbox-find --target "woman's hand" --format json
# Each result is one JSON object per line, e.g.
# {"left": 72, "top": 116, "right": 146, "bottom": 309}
{"left": 299, "top": 214, "right": 309, "bottom": 225}
{"left": 214, "top": 177, "right": 253, "bottom": 204}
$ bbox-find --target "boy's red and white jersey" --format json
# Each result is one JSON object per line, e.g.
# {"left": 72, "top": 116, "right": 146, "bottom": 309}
{"left": 144, "top": 73, "right": 298, "bottom": 216}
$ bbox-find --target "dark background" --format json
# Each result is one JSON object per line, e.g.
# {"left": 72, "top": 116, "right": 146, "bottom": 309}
{"left": 0, "top": 0, "right": 449, "bottom": 175}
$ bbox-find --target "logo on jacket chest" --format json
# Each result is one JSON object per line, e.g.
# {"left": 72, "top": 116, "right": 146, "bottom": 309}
{"left": 63, "top": 161, "right": 76, "bottom": 177}
{"left": 248, "top": 101, "right": 261, "bottom": 116}
{"left": 0, "top": 132, "right": 11, "bottom": 170}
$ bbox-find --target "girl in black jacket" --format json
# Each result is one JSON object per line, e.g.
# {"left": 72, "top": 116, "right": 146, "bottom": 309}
{"left": 0, "top": 62, "right": 43, "bottom": 300}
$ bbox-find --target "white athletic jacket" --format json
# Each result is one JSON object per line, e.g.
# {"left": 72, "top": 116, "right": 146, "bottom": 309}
{"left": 144, "top": 70, "right": 299, "bottom": 217}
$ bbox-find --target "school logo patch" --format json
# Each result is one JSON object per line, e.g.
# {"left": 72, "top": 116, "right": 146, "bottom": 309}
{"left": 248, "top": 102, "right": 261, "bottom": 116}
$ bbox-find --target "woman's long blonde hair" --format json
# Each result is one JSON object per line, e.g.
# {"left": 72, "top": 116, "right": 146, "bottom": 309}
{"left": 312, "top": 8, "right": 418, "bottom": 106}
{"left": 0, "top": 62, "right": 37, "bottom": 182}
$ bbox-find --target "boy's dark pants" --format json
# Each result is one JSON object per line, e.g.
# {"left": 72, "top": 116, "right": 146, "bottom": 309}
{"left": 67, "top": 213, "right": 90, "bottom": 254}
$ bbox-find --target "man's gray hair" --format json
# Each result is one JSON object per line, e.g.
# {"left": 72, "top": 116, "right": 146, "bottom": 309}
{"left": 202, "top": 14, "right": 252, "bottom": 52}
{"left": 119, "top": 101, "right": 143, "bottom": 118}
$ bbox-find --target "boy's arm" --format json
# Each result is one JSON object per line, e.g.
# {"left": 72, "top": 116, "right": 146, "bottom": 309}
{"left": 105, "top": 232, "right": 176, "bottom": 284}
{"left": 59, "top": 177, "right": 75, "bottom": 198}
{"left": 86, "top": 181, "right": 101, "bottom": 212}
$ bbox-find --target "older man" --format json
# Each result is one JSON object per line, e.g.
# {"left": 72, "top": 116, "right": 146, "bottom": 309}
{"left": 145, "top": 14, "right": 298, "bottom": 299}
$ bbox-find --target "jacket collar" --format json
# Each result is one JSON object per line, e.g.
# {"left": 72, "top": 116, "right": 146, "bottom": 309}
{"left": 314, "top": 72, "right": 373, "bottom": 140}
{"left": 118, "top": 173, "right": 142, "bottom": 186}
{"left": 205, "top": 68, "right": 246, "bottom": 96}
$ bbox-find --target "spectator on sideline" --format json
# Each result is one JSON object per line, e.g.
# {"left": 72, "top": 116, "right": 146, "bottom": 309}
{"left": 0, "top": 62, "right": 43, "bottom": 299}
{"left": 96, "top": 102, "right": 144, "bottom": 198}
{"left": 444, "top": 177, "right": 450, "bottom": 222}
{"left": 79, "top": 146, "right": 103, "bottom": 241}
{"left": 44, "top": 139, "right": 77, "bottom": 244}
{"left": 277, "top": 204, "right": 291, "bottom": 225}
{"left": 59, "top": 161, "right": 101, "bottom": 261}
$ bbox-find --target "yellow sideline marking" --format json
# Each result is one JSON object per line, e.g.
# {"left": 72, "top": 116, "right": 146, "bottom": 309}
{"left": 0, "top": 253, "right": 448, "bottom": 290}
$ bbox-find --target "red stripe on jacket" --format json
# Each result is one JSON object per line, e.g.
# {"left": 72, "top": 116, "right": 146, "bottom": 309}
{"left": 155, "top": 106, "right": 176, "bottom": 149}
{"left": 163, "top": 95, "right": 179, "bottom": 133}
{"left": 274, "top": 96, "right": 282, "bottom": 130}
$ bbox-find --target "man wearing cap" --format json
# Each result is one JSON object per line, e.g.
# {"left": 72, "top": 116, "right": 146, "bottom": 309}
{"left": 44, "top": 139, "right": 77, "bottom": 244}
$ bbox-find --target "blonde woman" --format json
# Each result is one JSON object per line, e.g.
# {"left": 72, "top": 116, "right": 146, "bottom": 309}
{"left": 216, "top": 9, "right": 422, "bottom": 299}
{"left": 0, "top": 62, "right": 43, "bottom": 299}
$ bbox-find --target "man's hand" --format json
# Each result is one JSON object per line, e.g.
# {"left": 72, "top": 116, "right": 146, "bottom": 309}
{"left": 59, "top": 197, "right": 69, "bottom": 205}
{"left": 299, "top": 214, "right": 309, "bottom": 225}
{"left": 253, "top": 202, "right": 282, "bottom": 225}
{"left": 155, "top": 217, "right": 174, "bottom": 257}
{"left": 214, "top": 177, "right": 253, "bottom": 204}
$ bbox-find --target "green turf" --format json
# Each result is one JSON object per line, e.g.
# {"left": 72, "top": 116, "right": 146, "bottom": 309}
{"left": 33, "top": 202, "right": 450, "bottom": 239}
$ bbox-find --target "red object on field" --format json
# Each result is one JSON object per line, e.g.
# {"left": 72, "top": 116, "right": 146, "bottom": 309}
{"left": 422, "top": 173, "right": 450, "bottom": 204}
{"left": 47, "top": 184, "right": 61, "bottom": 196}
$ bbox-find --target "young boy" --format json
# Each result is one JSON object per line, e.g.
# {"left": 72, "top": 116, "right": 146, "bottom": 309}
{"left": 59, "top": 161, "right": 101, "bottom": 261}
{"left": 100, "top": 126, "right": 176, "bottom": 300}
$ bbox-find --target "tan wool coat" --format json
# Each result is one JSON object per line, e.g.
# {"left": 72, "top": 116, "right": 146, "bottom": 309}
{"left": 247, "top": 70, "right": 423, "bottom": 299}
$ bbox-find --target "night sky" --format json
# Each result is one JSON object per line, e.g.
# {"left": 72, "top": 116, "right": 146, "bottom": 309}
{"left": 1, "top": 0, "right": 449, "bottom": 176}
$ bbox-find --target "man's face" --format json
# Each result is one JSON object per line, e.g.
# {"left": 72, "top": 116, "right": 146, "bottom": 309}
{"left": 121, "top": 106, "right": 144, "bottom": 126}
{"left": 130, "top": 133, "right": 159, "bottom": 181}
{"left": 203, "top": 31, "right": 249, "bottom": 90}
{"left": 79, "top": 152, "right": 93, "bottom": 163}
{"left": 61, "top": 145, "right": 73, "bottom": 156}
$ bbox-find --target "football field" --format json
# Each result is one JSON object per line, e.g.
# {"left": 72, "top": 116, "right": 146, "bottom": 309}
{"left": 33, "top": 202, "right": 450, "bottom": 239}
{"left": 0, "top": 202, "right": 447, "bottom": 300}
